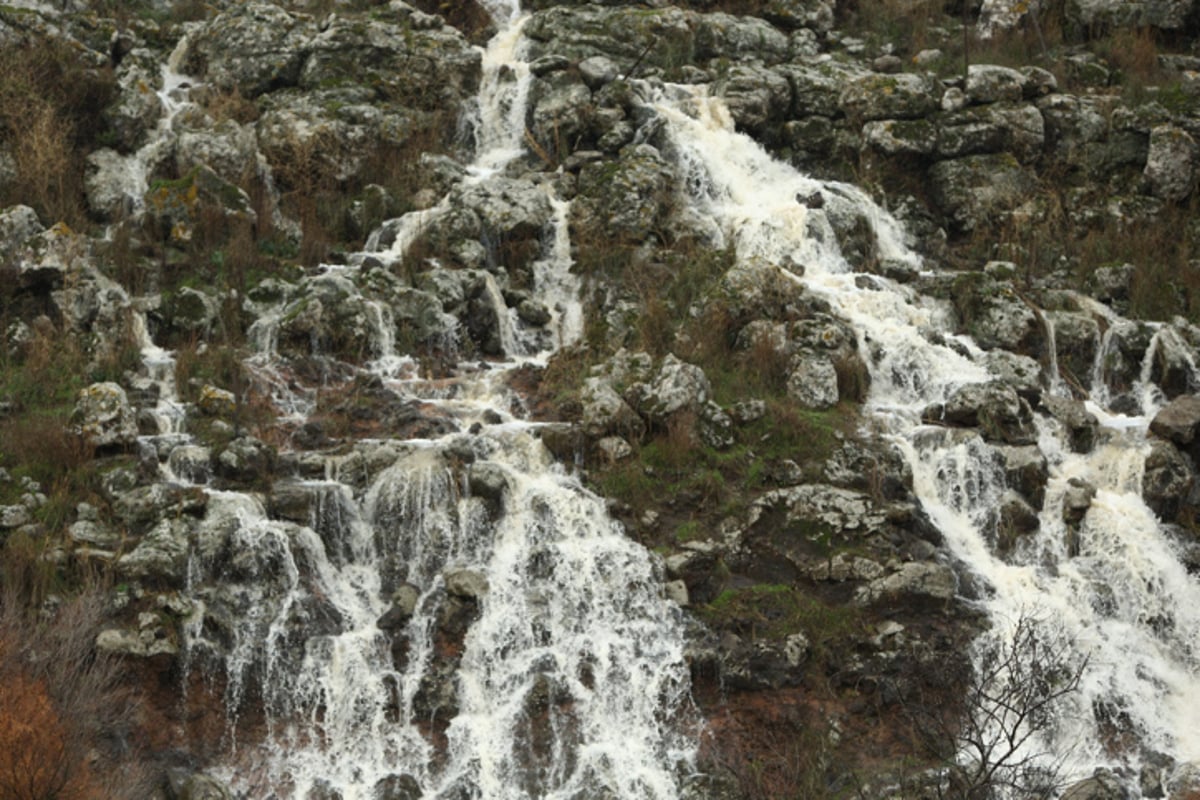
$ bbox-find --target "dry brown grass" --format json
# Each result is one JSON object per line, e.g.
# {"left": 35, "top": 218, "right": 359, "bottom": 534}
{"left": 0, "top": 41, "right": 115, "bottom": 227}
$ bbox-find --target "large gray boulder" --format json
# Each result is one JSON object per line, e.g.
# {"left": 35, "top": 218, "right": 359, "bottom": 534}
{"left": 716, "top": 64, "right": 793, "bottom": 135}
{"left": 695, "top": 13, "right": 790, "bottom": 63}
{"left": 840, "top": 73, "right": 941, "bottom": 121}
{"left": 925, "top": 381, "right": 1037, "bottom": 445}
{"left": 1151, "top": 395, "right": 1200, "bottom": 447}
{"left": 1066, "top": 0, "right": 1197, "bottom": 30}
{"left": 182, "top": 3, "right": 314, "bottom": 97}
{"left": 929, "top": 154, "right": 1037, "bottom": 232}
{"left": 1144, "top": 124, "right": 1197, "bottom": 202}
{"left": 936, "top": 103, "right": 1045, "bottom": 164}
{"left": 855, "top": 561, "right": 958, "bottom": 606}
{"left": 575, "top": 145, "right": 675, "bottom": 242}
{"left": 72, "top": 382, "right": 137, "bottom": 449}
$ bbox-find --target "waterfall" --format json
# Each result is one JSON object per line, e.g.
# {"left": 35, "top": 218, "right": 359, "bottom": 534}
{"left": 180, "top": 6, "right": 698, "bottom": 799}
{"left": 646, "top": 78, "right": 1200, "bottom": 793}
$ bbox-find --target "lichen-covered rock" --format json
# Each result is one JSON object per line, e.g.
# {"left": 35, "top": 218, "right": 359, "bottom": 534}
{"left": 716, "top": 64, "right": 792, "bottom": 135}
{"left": 72, "top": 382, "right": 137, "bottom": 449}
{"left": 863, "top": 118, "right": 937, "bottom": 156}
{"left": 626, "top": 354, "right": 712, "bottom": 422}
{"left": 855, "top": 561, "right": 957, "bottom": 606}
{"left": 695, "top": 13, "right": 790, "bottom": 63}
{"left": 215, "top": 436, "right": 275, "bottom": 485}
{"left": 929, "top": 153, "right": 1037, "bottom": 232}
{"left": 529, "top": 73, "right": 593, "bottom": 157}
{"left": 936, "top": 103, "right": 1045, "bottom": 163}
{"left": 574, "top": 145, "right": 675, "bottom": 242}
{"left": 1066, "top": 0, "right": 1196, "bottom": 30}
{"left": 965, "top": 64, "right": 1026, "bottom": 105}
{"left": 182, "top": 3, "right": 314, "bottom": 97}
{"left": 785, "top": 352, "right": 839, "bottom": 409}
{"left": 524, "top": 6, "right": 696, "bottom": 70}
{"left": 582, "top": 378, "right": 646, "bottom": 440}
{"left": 1151, "top": 394, "right": 1200, "bottom": 447}
{"left": 0, "top": 204, "right": 43, "bottom": 263}
{"left": 1144, "top": 124, "right": 1197, "bottom": 202}
{"left": 777, "top": 61, "right": 865, "bottom": 118}
{"left": 143, "top": 165, "right": 255, "bottom": 245}
{"left": 839, "top": 72, "right": 941, "bottom": 122}
{"left": 117, "top": 518, "right": 192, "bottom": 586}
{"left": 103, "top": 48, "right": 165, "bottom": 151}
{"left": 1041, "top": 394, "right": 1099, "bottom": 454}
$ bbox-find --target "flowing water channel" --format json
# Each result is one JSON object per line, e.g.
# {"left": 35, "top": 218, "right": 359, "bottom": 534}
{"left": 644, "top": 79, "right": 1200, "bottom": 794}
{"left": 126, "top": 2, "right": 1200, "bottom": 797}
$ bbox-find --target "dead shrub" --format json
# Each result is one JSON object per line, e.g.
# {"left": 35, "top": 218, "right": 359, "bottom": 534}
{"left": 0, "top": 587, "right": 155, "bottom": 800}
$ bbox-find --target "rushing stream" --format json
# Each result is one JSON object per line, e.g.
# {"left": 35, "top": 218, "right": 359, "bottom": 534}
{"left": 645, "top": 77, "right": 1200, "bottom": 794}
{"left": 125, "top": 1, "right": 1200, "bottom": 797}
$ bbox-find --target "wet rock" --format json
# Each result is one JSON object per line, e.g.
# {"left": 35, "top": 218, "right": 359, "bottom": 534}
{"left": 719, "top": 633, "right": 809, "bottom": 691}
{"left": 175, "top": 773, "right": 233, "bottom": 800}
{"left": 72, "top": 382, "right": 136, "bottom": 449}
{"left": 1060, "top": 768, "right": 1131, "bottom": 800}
{"left": 467, "top": 462, "right": 509, "bottom": 504}
{"left": 993, "top": 444, "right": 1049, "bottom": 508}
{"left": 985, "top": 350, "right": 1042, "bottom": 399}
{"left": 1150, "top": 325, "right": 1199, "bottom": 400}
{"left": 165, "top": 287, "right": 220, "bottom": 336}
{"left": 1144, "top": 124, "right": 1197, "bottom": 201}
{"left": 445, "top": 569, "right": 488, "bottom": 600}
{"left": 1062, "top": 477, "right": 1097, "bottom": 532}
{"left": 95, "top": 624, "right": 178, "bottom": 660}
{"left": 143, "top": 164, "right": 255, "bottom": 245}
{"left": 215, "top": 436, "right": 275, "bottom": 486}
{"left": 103, "top": 48, "right": 165, "bottom": 152}
{"left": 1143, "top": 440, "right": 1196, "bottom": 520}
{"left": 925, "top": 381, "right": 1036, "bottom": 445}
{"left": 626, "top": 354, "right": 712, "bottom": 421}
{"left": 1040, "top": 394, "right": 1099, "bottom": 454}
{"left": 373, "top": 774, "right": 421, "bottom": 800}
{"left": 1046, "top": 309, "right": 1101, "bottom": 386}
{"left": 996, "top": 491, "right": 1040, "bottom": 555}
{"left": 168, "top": 446, "right": 212, "bottom": 485}
{"left": 1150, "top": 395, "right": 1200, "bottom": 448}
{"left": 1066, "top": 0, "right": 1196, "bottom": 30}
{"left": 716, "top": 64, "right": 792, "bottom": 135}
{"left": 577, "top": 56, "right": 618, "bottom": 90}
{"left": 198, "top": 385, "right": 237, "bottom": 418}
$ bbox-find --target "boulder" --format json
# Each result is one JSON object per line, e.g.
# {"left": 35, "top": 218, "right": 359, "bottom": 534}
{"left": 924, "top": 381, "right": 1036, "bottom": 445}
{"left": 695, "top": 13, "right": 790, "bottom": 62}
{"left": 1143, "top": 440, "right": 1196, "bottom": 520}
{"left": 1144, "top": 124, "right": 1197, "bottom": 202}
{"left": 716, "top": 64, "right": 793, "bottom": 134}
{"left": 1060, "top": 768, "right": 1130, "bottom": 800}
{"left": 581, "top": 378, "right": 645, "bottom": 440}
{"left": 863, "top": 118, "right": 938, "bottom": 156}
{"left": 1066, "top": 0, "right": 1196, "bottom": 30}
{"left": 840, "top": 73, "right": 941, "bottom": 121}
{"left": 182, "top": 3, "right": 313, "bottom": 97}
{"left": 718, "top": 633, "right": 809, "bottom": 691}
{"left": 855, "top": 561, "right": 957, "bottom": 607}
{"left": 215, "top": 436, "right": 275, "bottom": 485}
{"left": 0, "top": 205, "right": 43, "bottom": 263}
{"left": 785, "top": 352, "right": 839, "bottom": 409}
{"left": 373, "top": 773, "right": 421, "bottom": 800}
{"left": 524, "top": 6, "right": 696, "bottom": 70}
{"left": 103, "top": 48, "right": 165, "bottom": 152}
{"left": 1040, "top": 394, "right": 1099, "bottom": 454}
{"left": 117, "top": 518, "right": 192, "bottom": 586}
{"left": 936, "top": 103, "right": 1045, "bottom": 164}
{"left": 929, "top": 154, "right": 1037, "bottom": 232}
{"left": 965, "top": 64, "right": 1026, "bottom": 104}
{"left": 1150, "top": 395, "right": 1200, "bottom": 447}
{"left": 72, "top": 382, "right": 137, "bottom": 449}
{"left": 574, "top": 145, "right": 674, "bottom": 242}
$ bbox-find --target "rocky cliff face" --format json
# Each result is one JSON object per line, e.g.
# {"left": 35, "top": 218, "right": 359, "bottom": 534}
{"left": 4, "top": 0, "right": 1200, "bottom": 798}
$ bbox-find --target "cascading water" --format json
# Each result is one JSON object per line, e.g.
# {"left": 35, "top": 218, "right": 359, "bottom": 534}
{"left": 180, "top": 5, "right": 696, "bottom": 799}
{"left": 642, "top": 78, "right": 1200, "bottom": 793}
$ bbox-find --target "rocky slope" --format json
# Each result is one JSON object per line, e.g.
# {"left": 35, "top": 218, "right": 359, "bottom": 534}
{"left": 3, "top": 0, "right": 1200, "bottom": 798}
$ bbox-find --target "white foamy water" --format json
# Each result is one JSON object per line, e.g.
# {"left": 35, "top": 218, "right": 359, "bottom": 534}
{"left": 646, "top": 78, "right": 1200, "bottom": 793}
{"left": 182, "top": 6, "right": 697, "bottom": 799}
